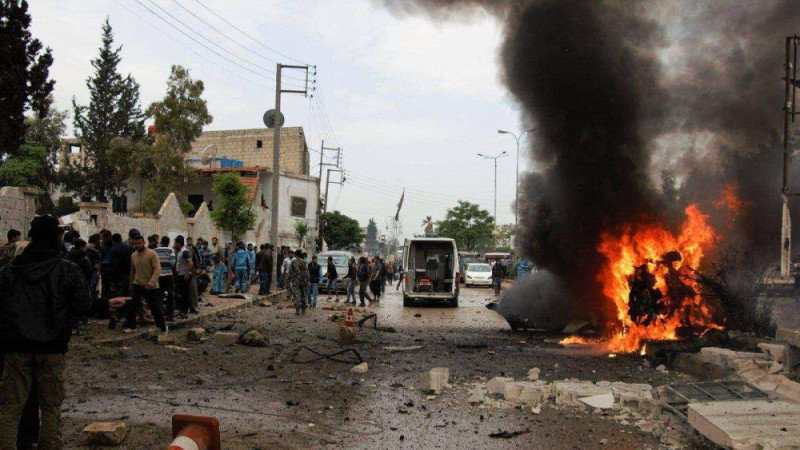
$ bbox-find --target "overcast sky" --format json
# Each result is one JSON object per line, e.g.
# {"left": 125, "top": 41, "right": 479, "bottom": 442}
{"left": 29, "top": 0, "right": 531, "bottom": 240}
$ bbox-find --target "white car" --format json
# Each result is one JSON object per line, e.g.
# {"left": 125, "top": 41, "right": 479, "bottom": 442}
{"left": 464, "top": 263, "right": 492, "bottom": 287}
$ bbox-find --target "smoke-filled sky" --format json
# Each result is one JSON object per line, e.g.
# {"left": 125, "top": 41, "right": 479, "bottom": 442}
{"left": 384, "top": 0, "right": 800, "bottom": 319}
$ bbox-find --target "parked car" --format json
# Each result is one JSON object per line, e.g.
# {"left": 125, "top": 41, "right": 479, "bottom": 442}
{"left": 319, "top": 250, "right": 355, "bottom": 292}
{"left": 464, "top": 263, "right": 492, "bottom": 287}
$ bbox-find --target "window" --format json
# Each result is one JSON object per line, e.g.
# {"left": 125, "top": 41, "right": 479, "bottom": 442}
{"left": 111, "top": 195, "right": 127, "bottom": 213}
{"left": 188, "top": 194, "right": 204, "bottom": 213}
{"left": 290, "top": 196, "right": 307, "bottom": 217}
{"left": 69, "top": 144, "right": 81, "bottom": 155}
{"left": 256, "top": 140, "right": 263, "bottom": 149}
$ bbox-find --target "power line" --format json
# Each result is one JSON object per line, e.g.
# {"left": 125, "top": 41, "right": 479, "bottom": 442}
{"left": 168, "top": 0, "right": 307, "bottom": 83}
{"left": 115, "top": 0, "right": 272, "bottom": 90}
{"left": 315, "top": 82, "right": 340, "bottom": 146}
{"left": 194, "top": 0, "right": 310, "bottom": 66}
{"left": 136, "top": 0, "right": 305, "bottom": 88}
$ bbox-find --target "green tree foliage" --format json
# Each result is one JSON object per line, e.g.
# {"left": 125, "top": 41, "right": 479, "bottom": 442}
{"left": 0, "top": 144, "right": 48, "bottom": 187}
{"left": 113, "top": 65, "right": 212, "bottom": 212}
{"left": 63, "top": 18, "right": 144, "bottom": 201}
{"left": 210, "top": 173, "right": 255, "bottom": 239}
{"left": 320, "top": 211, "right": 364, "bottom": 250}
{"left": 0, "top": 0, "right": 54, "bottom": 158}
{"left": 295, "top": 220, "right": 309, "bottom": 247}
{"left": 437, "top": 200, "right": 495, "bottom": 251}
{"left": 365, "top": 218, "right": 378, "bottom": 251}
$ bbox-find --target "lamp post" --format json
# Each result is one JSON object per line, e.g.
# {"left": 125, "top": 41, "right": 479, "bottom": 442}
{"left": 477, "top": 151, "right": 509, "bottom": 224}
{"left": 498, "top": 128, "right": 535, "bottom": 233}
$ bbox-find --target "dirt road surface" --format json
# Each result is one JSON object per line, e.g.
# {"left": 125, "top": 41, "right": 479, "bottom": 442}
{"left": 61, "top": 285, "right": 690, "bottom": 449}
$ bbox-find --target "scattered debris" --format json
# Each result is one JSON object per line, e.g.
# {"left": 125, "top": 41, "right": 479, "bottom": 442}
{"left": 238, "top": 328, "right": 269, "bottom": 347}
{"left": 213, "top": 331, "right": 239, "bottom": 346}
{"left": 350, "top": 362, "right": 369, "bottom": 374}
{"left": 579, "top": 392, "right": 615, "bottom": 410}
{"left": 655, "top": 364, "right": 666, "bottom": 372}
{"left": 467, "top": 387, "right": 485, "bottom": 404}
{"left": 290, "top": 346, "right": 364, "bottom": 365}
{"left": 687, "top": 400, "right": 800, "bottom": 449}
{"left": 527, "top": 367, "right": 540, "bottom": 381}
{"left": 338, "top": 325, "right": 357, "bottom": 345}
{"left": 186, "top": 328, "right": 206, "bottom": 342}
{"left": 384, "top": 345, "right": 423, "bottom": 353}
{"left": 164, "top": 345, "right": 191, "bottom": 353}
{"left": 155, "top": 334, "right": 177, "bottom": 345}
{"left": 486, "top": 377, "right": 513, "bottom": 395}
{"left": 420, "top": 368, "right": 450, "bottom": 394}
{"left": 82, "top": 421, "right": 126, "bottom": 445}
{"left": 488, "top": 429, "right": 531, "bottom": 439}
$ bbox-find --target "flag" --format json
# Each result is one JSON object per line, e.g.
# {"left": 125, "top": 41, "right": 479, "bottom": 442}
{"left": 395, "top": 189, "right": 405, "bottom": 221}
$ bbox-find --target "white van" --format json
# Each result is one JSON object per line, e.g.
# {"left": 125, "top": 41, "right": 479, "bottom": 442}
{"left": 401, "top": 237, "right": 460, "bottom": 307}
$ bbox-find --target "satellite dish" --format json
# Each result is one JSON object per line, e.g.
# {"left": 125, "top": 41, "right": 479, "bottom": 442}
{"left": 200, "top": 144, "right": 218, "bottom": 165}
{"left": 263, "top": 109, "right": 285, "bottom": 129}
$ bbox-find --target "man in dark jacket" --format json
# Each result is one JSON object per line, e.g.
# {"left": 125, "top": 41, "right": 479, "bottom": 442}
{"left": 0, "top": 215, "right": 91, "bottom": 449}
{"left": 257, "top": 244, "right": 272, "bottom": 295}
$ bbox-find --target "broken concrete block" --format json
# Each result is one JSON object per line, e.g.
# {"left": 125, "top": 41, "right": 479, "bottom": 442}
{"left": 420, "top": 368, "right": 449, "bottom": 393}
{"left": 687, "top": 400, "right": 800, "bottom": 450}
{"left": 213, "top": 331, "right": 239, "bottom": 346}
{"left": 699, "top": 347, "right": 769, "bottom": 371}
{"left": 517, "top": 382, "right": 550, "bottom": 406}
{"left": 776, "top": 327, "right": 800, "bottom": 347}
{"left": 758, "top": 343, "right": 787, "bottom": 363}
{"left": 774, "top": 375, "right": 800, "bottom": 402}
{"left": 239, "top": 329, "right": 268, "bottom": 347}
{"left": 156, "top": 334, "right": 177, "bottom": 345}
{"left": 579, "top": 392, "right": 614, "bottom": 410}
{"left": 610, "top": 382, "right": 653, "bottom": 400}
{"left": 82, "top": 421, "right": 126, "bottom": 445}
{"left": 655, "top": 364, "right": 666, "bottom": 372}
{"left": 769, "top": 361, "right": 784, "bottom": 374}
{"left": 527, "top": 368, "right": 540, "bottom": 381}
{"left": 486, "top": 376, "right": 514, "bottom": 395}
{"left": 338, "top": 326, "right": 356, "bottom": 345}
{"left": 186, "top": 328, "right": 206, "bottom": 342}
{"left": 554, "top": 381, "right": 611, "bottom": 407}
{"left": 468, "top": 387, "right": 485, "bottom": 404}
{"left": 350, "top": 362, "right": 368, "bottom": 374}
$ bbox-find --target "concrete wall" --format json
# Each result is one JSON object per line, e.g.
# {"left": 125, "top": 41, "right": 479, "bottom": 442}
{"left": 189, "top": 127, "right": 310, "bottom": 176}
{"left": 0, "top": 187, "right": 39, "bottom": 241}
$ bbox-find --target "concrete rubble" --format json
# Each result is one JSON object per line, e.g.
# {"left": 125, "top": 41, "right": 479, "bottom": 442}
{"left": 82, "top": 421, "right": 127, "bottom": 445}
{"left": 213, "top": 331, "right": 239, "bottom": 346}
{"left": 687, "top": 400, "right": 800, "bottom": 450}
{"left": 186, "top": 328, "right": 206, "bottom": 342}
{"left": 527, "top": 367, "right": 540, "bottom": 381}
{"left": 420, "top": 367, "right": 450, "bottom": 394}
{"left": 155, "top": 334, "right": 177, "bottom": 345}
{"left": 350, "top": 362, "right": 369, "bottom": 374}
{"left": 579, "top": 392, "right": 615, "bottom": 410}
{"left": 238, "top": 329, "right": 268, "bottom": 347}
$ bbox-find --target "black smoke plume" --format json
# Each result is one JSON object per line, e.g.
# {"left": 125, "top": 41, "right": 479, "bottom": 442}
{"left": 382, "top": 0, "right": 800, "bottom": 322}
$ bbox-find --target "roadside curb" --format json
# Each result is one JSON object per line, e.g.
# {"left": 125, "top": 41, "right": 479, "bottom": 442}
{"left": 96, "top": 290, "right": 287, "bottom": 347}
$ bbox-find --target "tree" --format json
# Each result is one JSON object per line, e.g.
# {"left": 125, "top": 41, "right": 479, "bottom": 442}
{"left": 295, "top": 220, "right": 308, "bottom": 247}
{"left": 0, "top": 0, "right": 54, "bottom": 158}
{"left": 320, "top": 211, "right": 364, "bottom": 250}
{"left": 0, "top": 144, "right": 49, "bottom": 187}
{"left": 210, "top": 173, "right": 255, "bottom": 240}
{"left": 437, "top": 200, "right": 495, "bottom": 251}
{"left": 115, "top": 65, "right": 212, "bottom": 212}
{"left": 365, "top": 218, "right": 378, "bottom": 251}
{"left": 63, "top": 19, "right": 144, "bottom": 201}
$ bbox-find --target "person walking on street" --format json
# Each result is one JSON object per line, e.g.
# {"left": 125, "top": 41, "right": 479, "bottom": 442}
{"left": 369, "top": 257, "right": 383, "bottom": 303}
{"left": 246, "top": 243, "right": 256, "bottom": 286}
{"left": 257, "top": 244, "right": 272, "bottom": 295}
{"left": 325, "top": 256, "right": 339, "bottom": 301}
{"left": 281, "top": 250, "right": 293, "bottom": 292}
{"left": 155, "top": 236, "right": 176, "bottom": 322}
{"left": 491, "top": 260, "right": 504, "bottom": 294}
{"left": 0, "top": 215, "right": 91, "bottom": 449}
{"left": 357, "top": 257, "right": 372, "bottom": 307}
{"left": 211, "top": 256, "right": 227, "bottom": 295}
{"left": 289, "top": 249, "right": 309, "bottom": 314}
{"left": 231, "top": 242, "right": 250, "bottom": 294}
{"left": 128, "top": 234, "right": 166, "bottom": 332}
{"left": 173, "top": 236, "right": 194, "bottom": 318}
{"left": 343, "top": 257, "right": 357, "bottom": 304}
{"left": 307, "top": 255, "right": 321, "bottom": 308}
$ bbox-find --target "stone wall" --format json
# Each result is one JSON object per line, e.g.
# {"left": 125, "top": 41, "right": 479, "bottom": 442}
{"left": 188, "top": 202, "right": 231, "bottom": 244}
{"left": 189, "top": 127, "right": 309, "bottom": 175}
{"left": 0, "top": 187, "right": 39, "bottom": 240}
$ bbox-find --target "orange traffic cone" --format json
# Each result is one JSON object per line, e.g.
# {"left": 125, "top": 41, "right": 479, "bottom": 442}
{"left": 167, "top": 415, "right": 221, "bottom": 450}
{"left": 339, "top": 307, "right": 356, "bottom": 345}
{"left": 344, "top": 307, "right": 355, "bottom": 327}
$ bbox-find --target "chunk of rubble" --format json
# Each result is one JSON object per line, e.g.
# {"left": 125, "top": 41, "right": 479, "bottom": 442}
{"left": 213, "top": 331, "right": 238, "bottom": 346}
{"left": 699, "top": 347, "right": 769, "bottom": 370}
{"left": 82, "top": 421, "right": 126, "bottom": 445}
{"left": 156, "top": 334, "right": 177, "bottom": 345}
{"left": 688, "top": 400, "right": 800, "bottom": 450}
{"left": 554, "top": 381, "right": 612, "bottom": 407}
{"left": 468, "top": 387, "right": 485, "bottom": 404}
{"left": 486, "top": 376, "right": 514, "bottom": 395}
{"left": 757, "top": 343, "right": 787, "bottom": 363}
{"left": 186, "top": 328, "right": 206, "bottom": 342}
{"left": 350, "top": 362, "right": 369, "bottom": 374}
{"left": 527, "top": 368, "right": 540, "bottom": 381}
{"left": 238, "top": 329, "right": 268, "bottom": 347}
{"left": 504, "top": 381, "right": 551, "bottom": 406}
{"left": 579, "top": 392, "right": 614, "bottom": 410}
{"left": 420, "top": 368, "right": 450, "bottom": 393}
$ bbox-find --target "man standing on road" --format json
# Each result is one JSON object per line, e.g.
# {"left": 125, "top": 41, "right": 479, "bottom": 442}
{"left": 0, "top": 215, "right": 91, "bottom": 449}
{"left": 209, "top": 237, "right": 223, "bottom": 263}
{"left": 307, "top": 255, "right": 321, "bottom": 308}
{"left": 289, "top": 249, "right": 309, "bottom": 314}
{"left": 128, "top": 235, "right": 165, "bottom": 332}
{"left": 173, "top": 236, "right": 194, "bottom": 319}
{"left": 325, "top": 255, "right": 339, "bottom": 302}
{"left": 230, "top": 242, "right": 250, "bottom": 294}
{"left": 357, "top": 256, "right": 373, "bottom": 307}
{"left": 257, "top": 244, "right": 272, "bottom": 295}
{"left": 155, "top": 236, "right": 176, "bottom": 322}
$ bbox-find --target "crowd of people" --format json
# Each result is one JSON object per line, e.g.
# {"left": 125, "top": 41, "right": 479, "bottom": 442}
{"left": 0, "top": 215, "right": 404, "bottom": 447}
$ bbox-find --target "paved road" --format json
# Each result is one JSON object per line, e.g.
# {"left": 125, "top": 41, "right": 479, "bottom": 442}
{"left": 61, "top": 285, "right": 679, "bottom": 449}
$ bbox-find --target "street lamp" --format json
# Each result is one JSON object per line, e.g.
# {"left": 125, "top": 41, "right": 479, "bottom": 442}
{"left": 477, "top": 151, "right": 509, "bottom": 224}
{"left": 498, "top": 128, "right": 536, "bottom": 232}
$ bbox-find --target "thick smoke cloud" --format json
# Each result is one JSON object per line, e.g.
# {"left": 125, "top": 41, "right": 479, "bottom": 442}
{"left": 382, "top": 0, "right": 800, "bottom": 321}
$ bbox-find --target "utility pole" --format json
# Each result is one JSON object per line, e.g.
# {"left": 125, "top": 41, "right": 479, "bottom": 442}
{"left": 269, "top": 63, "right": 311, "bottom": 279}
{"left": 781, "top": 36, "right": 799, "bottom": 279}
{"left": 320, "top": 168, "right": 344, "bottom": 248}
{"left": 477, "top": 151, "right": 508, "bottom": 224}
{"left": 498, "top": 128, "right": 535, "bottom": 232}
{"left": 316, "top": 141, "right": 341, "bottom": 251}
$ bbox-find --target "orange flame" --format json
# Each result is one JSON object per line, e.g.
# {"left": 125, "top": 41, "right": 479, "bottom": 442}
{"left": 597, "top": 204, "right": 723, "bottom": 353}
{"left": 714, "top": 183, "right": 753, "bottom": 228}
{"left": 559, "top": 336, "right": 589, "bottom": 345}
